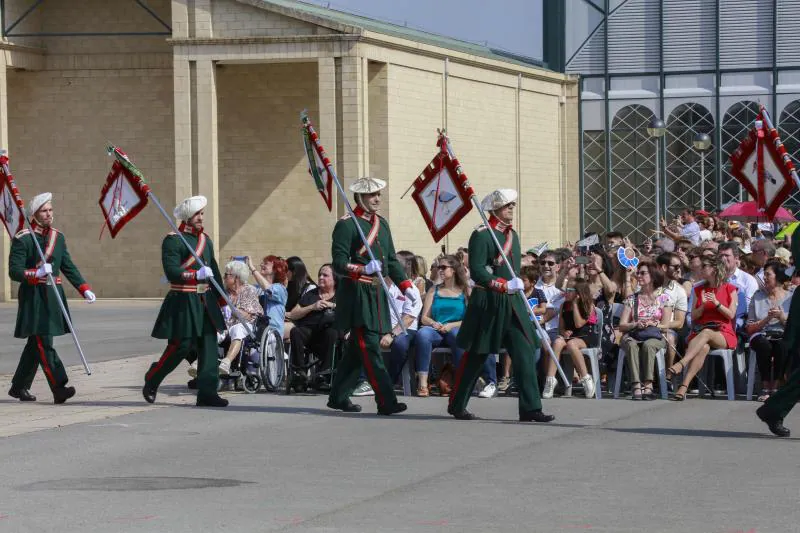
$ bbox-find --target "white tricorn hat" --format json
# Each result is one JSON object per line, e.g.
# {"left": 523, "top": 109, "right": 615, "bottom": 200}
{"left": 27, "top": 192, "right": 52, "bottom": 221}
{"left": 349, "top": 177, "right": 387, "bottom": 194}
{"left": 480, "top": 189, "right": 518, "bottom": 212}
{"left": 173, "top": 195, "right": 207, "bottom": 221}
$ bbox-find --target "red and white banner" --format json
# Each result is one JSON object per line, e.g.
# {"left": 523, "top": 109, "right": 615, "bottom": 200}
{"left": 0, "top": 155, "right": 25, "bottom": 239}
{"left": 301, "top": 116, "right": 334, "bottom": 212}
{"left": 98, "top": 146, "right": 151, "bottom": 238}
{"left": 730, "top": 108, "right": 796, "bottom": 220}
{"left": 409, "top": 135, "right": 475, "bottom": 243}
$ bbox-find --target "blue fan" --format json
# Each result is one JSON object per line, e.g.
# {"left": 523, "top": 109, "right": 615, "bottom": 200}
{"left": 617, "top": 246, "right": 639, "bottom": 269}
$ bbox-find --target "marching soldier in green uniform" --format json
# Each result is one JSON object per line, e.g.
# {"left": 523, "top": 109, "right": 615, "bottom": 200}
{"left": 142, "top": 195, "right": 229, "bottom": 408}
{"left": 448, "top": 189, "right": 554, "bottom": 423}
{"left": 757, "top": 230, "right": 800, "bottom": 437}
{"left": 327, "top": 177, "right": 420, "bottom": 415}
{"left": 8, "top": 193, "right": 96, "bottom": 404}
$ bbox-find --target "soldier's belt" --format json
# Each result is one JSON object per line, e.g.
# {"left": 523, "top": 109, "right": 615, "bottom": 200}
{"left": 33, "top": 276, "right": 62, "bottom": 286}
{"left": 353, "top": 275, "right": 381, "bottom": 287}
{"left": 169, "top": 283, "right": 209, "bottom": 293}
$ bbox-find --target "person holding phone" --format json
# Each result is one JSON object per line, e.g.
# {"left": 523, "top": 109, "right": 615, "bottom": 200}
{"left": 666, "top": 254, "right": 737, "bottom": 401}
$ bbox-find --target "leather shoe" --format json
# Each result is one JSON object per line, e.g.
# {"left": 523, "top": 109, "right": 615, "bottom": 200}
{"left": 377, "top": 402, "right": 407, "bottom": 416}
{"left": 757, "top": 405, "right": 790, "bottom": 437}
{"left": 447, "top": 404, "right": 478, "bottom": 420}
{"left": 142, "top": 383, "right": 157, "bottom": 404}
{"left": 186, "top": 378, "right": 198, "bottom": 390}
{"left": 52, "top": 386, "right": 75, "bottom": 405}
{"left": 519, "top": 409, "right": 555, "bottom": 423}
{"left": 8, "top": 387, "right": 36, "bottom": 402}
{"left": 327, "top": 400, "right": 362, "bottom": 413}
{"left": 196, "top": 394, "right": 229, "bottom": 407}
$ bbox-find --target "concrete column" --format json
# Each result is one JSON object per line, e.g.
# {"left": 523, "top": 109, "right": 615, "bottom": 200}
{"left": 318, "top": 57, "right": 338, "bottom": 210}
{"left": 171, "top": 0, "right": 189, "bottom": 38}
{"left": 173, "top": 57, "right": 193, "bottom": 213}
{"left": 0, "top": 58, "right": 9, "bottom": 302}
{"left": 194, "top": 60, "right": 219, "bottom": 244}
{"left": 193, "top": 0, "right": 213, "bottom": 38}
{"left": 338, "top": 56, "right": 365, "bottom": 195}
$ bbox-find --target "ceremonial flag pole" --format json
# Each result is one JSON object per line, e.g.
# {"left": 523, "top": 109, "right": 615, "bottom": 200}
{"left": 301, "top": 111, "right": 408, "bottom": 336}
{"left": 103, "top": 145, "right": 255, "bottom": 338}
{"left": 436, "top": 132, "right": 569, "bottom": 386}
{"left": 0, "top": 151, "right": 92, "bottom": 375}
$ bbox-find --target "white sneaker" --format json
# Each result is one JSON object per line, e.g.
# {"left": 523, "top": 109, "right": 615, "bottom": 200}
{"left": 542, "top": 376, "right": 557, "bottom": 399}
{"left": 581, "top": 374, "right": 596, "bottom": 399}
{"left": 478, "top": 382, "right": 497, "bottom": 398}
{"left": 218, "top": 359, "right": 231, "bottom": 376}
{"left": 351, "top": 381, "right": 374, "bottom": 397}
{"left": 187, "top": 360, "right": 198, "bottom": 378}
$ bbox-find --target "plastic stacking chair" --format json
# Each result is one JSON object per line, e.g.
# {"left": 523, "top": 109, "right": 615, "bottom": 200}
{"left": 613, "top": 346, "right": 668, "bottom": 399}
{"left": 746, "top": 348, "right": 758, "bottom": 401}
{"left": 576, "top": 307, "right": 604, "bottom": 399}
{"left": 703, "top": 349, "right": 736, "bottom": 400}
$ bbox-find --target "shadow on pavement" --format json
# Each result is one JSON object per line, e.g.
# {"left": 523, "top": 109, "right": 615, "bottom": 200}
{"left": 606, "top": 426, "right": 786, "bottom": 440}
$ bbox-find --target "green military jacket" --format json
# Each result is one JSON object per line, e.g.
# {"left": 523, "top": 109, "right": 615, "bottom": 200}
{"left": 151, "top": 225, "right": 226, "bottom": 340}
{"left": 457, "top": 217, "right": 540, "bottom": 354}
{"left": 331, "top": 207, "right": 411, "bottom": 334}
{"left": 9, "top": 225, "right": 90, "bottom": 338}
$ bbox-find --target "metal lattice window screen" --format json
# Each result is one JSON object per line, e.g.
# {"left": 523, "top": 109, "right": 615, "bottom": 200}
{"left": 610, "top": 104, "right": 657, "bottom": 244}
{"left": 583, "top": 130, "right": 607, "bottom": 235}
{"left": 778, "top": 100, "right": 800, "bottom": 215}
{"left": 721, "top": 101, "right": 761, "bottom": 206}
{"left": 665, "top": 104, "right": 716, "bottom": 220}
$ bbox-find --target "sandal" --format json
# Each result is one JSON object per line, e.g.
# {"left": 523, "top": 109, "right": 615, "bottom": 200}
{"left": 417, "top": 386, "right": 430, "bottom": 397}
{"left": 665, "top": 361, "right": 684, "bottom": 380}
{"left": 631, "top": 383, "right": 642, "bottom": 401}
{"left": 642, "top": 383, "right": 654, "bottom": 400}
{"left": 671, "top": 384, "right": 688, "bottom": 401}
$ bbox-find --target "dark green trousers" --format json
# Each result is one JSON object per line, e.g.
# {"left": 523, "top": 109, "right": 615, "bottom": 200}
{"left": 145, "top": 330, "right": 219, "bottom": 398}
{"left": 763, "top": 365, "right": 800, "bottom": 419}
{"left": 12, "top": 335, "right": 68, "bottom": 391}
{"left": 449, "top": 317, "right": 542, "bottom": 415}
{"left": 328, "top": 327, "right": 399, "bottom": 409}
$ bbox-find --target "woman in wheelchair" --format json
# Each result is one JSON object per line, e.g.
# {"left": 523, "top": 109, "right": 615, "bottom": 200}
{"left": 247, "top": 255, "right": 288, "bottom": 340}
{"left": 217, "top": 260, "right": 264, "bottom": 375}
{"left": 286, "top": 264, "right": 339, "bottom": 389}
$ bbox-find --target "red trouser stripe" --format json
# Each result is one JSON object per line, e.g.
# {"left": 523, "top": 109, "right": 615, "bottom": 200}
{"left": 357, "top": 328, "right": 384, "bottom": 407}
{"left": 146, "top": 340, "right": 180, "bottom": 382}
{"left": 448, "top": 350, "right": 470, "bottom": 406}
{"left": 35, "top": 336, "right": 56, "bottom": 387}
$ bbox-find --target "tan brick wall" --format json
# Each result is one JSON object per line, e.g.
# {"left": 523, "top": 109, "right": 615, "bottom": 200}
{"left": 216, "top": 62, "right": 336, "bottom": 274}
{"left": 7, "top": 68, "right": 175, "bottom": 298}
{"left": 210, "top": 0, "right": 334, "bottom": 38}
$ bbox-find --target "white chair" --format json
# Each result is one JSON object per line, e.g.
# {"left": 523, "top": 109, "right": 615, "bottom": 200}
{"left": 702, "top": 349, "right": 737, "bottom": 400}
{"left": 613, "top": 345, "right": 668, "bottom": 400}
{"left": 573, "top": 306, "right": 603, "bottom": 399}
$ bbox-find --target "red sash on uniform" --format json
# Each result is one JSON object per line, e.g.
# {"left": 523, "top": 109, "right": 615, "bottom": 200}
{"left": 32, "top": 226, "right": 58, "bottom": 267}
{"left": 354, "top": 206, "right": 380, "bottom": 257}
{"left": 176, "top": 223, "right": 207, "bottom": 269}
{"left": 488, "top": 215, "right": 512, "bottom": 265}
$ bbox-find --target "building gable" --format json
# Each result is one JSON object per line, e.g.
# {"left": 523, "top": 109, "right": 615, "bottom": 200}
{"left": 211, "top": 0, "right": 343, "bottom": 38}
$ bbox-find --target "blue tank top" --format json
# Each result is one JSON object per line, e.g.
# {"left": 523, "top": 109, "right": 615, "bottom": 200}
{"left": 430, "top": 286, "right": 466, "bottom": 324}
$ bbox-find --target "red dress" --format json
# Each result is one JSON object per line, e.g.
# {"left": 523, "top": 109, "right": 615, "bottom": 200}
{"left": 689, "top": 282, "right": 738, "bottom": 349}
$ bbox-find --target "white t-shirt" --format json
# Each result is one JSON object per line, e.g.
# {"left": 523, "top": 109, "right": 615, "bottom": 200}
{"left": 536, "top": 278, "right": 564, "bottom": 331}
{"left": 698, "top": 229, "right": 713, "bottom": 242}
{"left": 387, "top": 283, "right": 422, "bottom": 331}
{"left": 660, "top": 280, "right": 688, "bottom": 313}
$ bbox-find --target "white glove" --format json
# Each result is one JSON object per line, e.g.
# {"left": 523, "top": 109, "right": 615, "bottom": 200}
{"left": 404, "top": 286, "right": 420, "bottom": 306}
{"left": 36, "top": 263, "right": 53, "bottom": 278}
{"left": 363, "top": 259, "right": 383, "bottom": 275}
{"left": 196, "top": 266, "right": 214, "bottom": 280}
{"left": 222, "top": 305, "right": 232, "bottom": 321}
{"left": 83, "top": 290, "right": 96, "bottom": 303}
{"left": 507, "top": 277, "right": 525, "bottom": 294}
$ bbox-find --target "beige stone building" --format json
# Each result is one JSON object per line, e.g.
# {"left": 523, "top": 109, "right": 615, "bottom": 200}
{"left": 0, "top": 0, "right": 578, "bottom": 300}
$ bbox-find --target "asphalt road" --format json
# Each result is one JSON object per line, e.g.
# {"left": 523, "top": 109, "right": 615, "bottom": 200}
{"left": 0, "top": 301, "right": 163, "bottom": 374}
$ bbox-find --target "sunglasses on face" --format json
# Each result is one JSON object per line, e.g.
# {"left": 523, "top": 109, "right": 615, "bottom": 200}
{"left": 437, "top": 265, "right": 452, "bottom": 271}
{"left": 539, "top": 260, "right": 556, "bottom": 266}
{"left": 565, "top": 287, "right": 576, "bottom": 292}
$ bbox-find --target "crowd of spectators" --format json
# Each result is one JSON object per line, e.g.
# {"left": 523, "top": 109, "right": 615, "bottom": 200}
{"left": 212, "top": 207, "right": 798, "bottom": 402}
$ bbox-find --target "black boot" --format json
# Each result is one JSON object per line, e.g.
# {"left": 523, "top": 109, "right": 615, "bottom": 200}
{"left": 447, "top": 404, "right": 478, "bottom": 420}
{"left": 377, "top": 402, "right": 407, "bottom": 416}
{"left": 142, "top": 383, "right": 158, "bottom": 404}
{"left": 8, "top": 387, "right": 36, "bottom": 402}
{"left": 519, "top": 409, "right": 555, "bottom": 423}
{"left": 196, "top": 394, "right": 229, "bottom": 407}
{"left": 756, "top": 405, "right": 790, "bottom": 437}
{"left": 187, "top": 378, "right": 198, "bottom": 390}
{"left": 52, "top": 386, "right": 75, "bottom": 405}
{"left": 327, "top": 399, "right": 362, "bottom": 412}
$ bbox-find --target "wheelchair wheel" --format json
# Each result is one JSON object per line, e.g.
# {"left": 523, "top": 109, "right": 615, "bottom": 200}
{"left": 260, "top": 327, "right": 285, "bottom": 392}
{"left": 242, "top": 374, "right": 261, "bottom": 394}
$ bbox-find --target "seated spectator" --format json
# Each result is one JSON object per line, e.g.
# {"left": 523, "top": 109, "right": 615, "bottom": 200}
{"left": 605, "top": 231, "right": 625, "bottom": 249}
{"left": 397, "top": 250, "right": 427, "bottom": 296}
{"left": 618, "top": 260, "right": 672, "bottom": 400}
{"left": 667, "top": 255, "right": 738, "bottom": 401}
{"left": 414, "top": 255, "right": 471, "bottom": 396}
{"left": 383, "top": 275, "right": 422, "bottom": 388}
{"left": 284, "top": 256, "right": 317, "bottom": 342}
{"left": 217, "top": 261, "right": 264, "bottom": 375}
{"left": 655, "top": 252, "right": 689, "bottom": 370}
{"left": 542, "top": 277, "right": 598, "bottom": 399}
{"left": 585, "top": 245, "right": 618, "bottom": 364}
{"left": 697, "top": 215, "right": 714, "bottom": 243}
{"left": 746, "top": 260, "right": 792, "bottom": 401}
{"left": 739, "top": 253, "right": 760, "bottom": 277}
{"left": 287, "top": 264, "right": 340, "bottom": 388}
{"left": 750, "top": 239, "right": 777, "bottom": 284}
{"left": 415, "top": 255, "right": 433, "bottom": 293}
{"left": 247, "top": 255, "right": 288, "bottom": 338}
{"left": 661, "top": 208, "right": 701, "bottom": 245}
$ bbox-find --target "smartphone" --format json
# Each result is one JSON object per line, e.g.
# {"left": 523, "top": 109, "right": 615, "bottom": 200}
{"left": 575, "top": 256, "right": 591, "bottom": 265}
{"left": 233, "top": 256, "right": 248, "bottom": 262}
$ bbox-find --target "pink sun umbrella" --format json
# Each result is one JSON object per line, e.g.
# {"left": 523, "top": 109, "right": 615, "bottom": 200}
{"left": 718, "top": 201, "right": 796, "bottom": 223}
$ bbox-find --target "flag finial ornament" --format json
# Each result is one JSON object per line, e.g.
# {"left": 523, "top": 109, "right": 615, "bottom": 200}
{"left": 173, "top": 195, "right": 207, "bottom": 221}
{"left": 480, "top": 189, "right": 518, "bottom": 212}
{"left": 349, "top": 177, "right": 387, "bottom": 194}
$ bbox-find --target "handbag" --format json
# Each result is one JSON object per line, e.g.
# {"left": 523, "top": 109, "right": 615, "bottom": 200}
{"left": 629, "top": 294, "right": 663, "bottom": 342}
